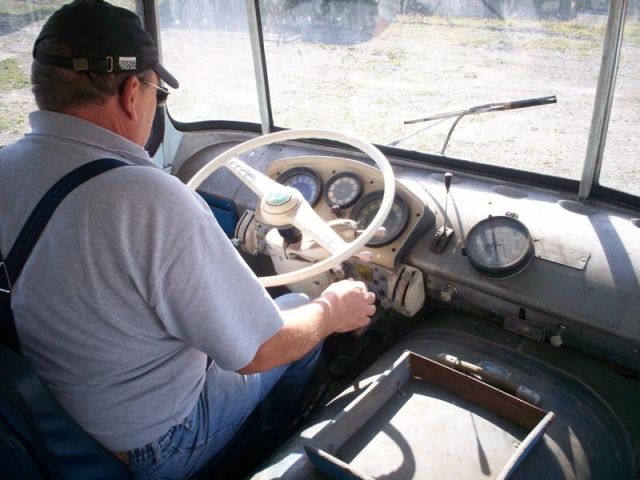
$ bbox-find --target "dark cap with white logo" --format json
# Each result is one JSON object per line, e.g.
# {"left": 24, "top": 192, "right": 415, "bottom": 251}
{"left": 33, "top": 0, "right": 179, "bottom": 89}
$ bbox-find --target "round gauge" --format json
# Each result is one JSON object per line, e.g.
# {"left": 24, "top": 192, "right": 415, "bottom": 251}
{"left": 465, "top": 215, "right": 534, "bottom": 278}
{"left": 275, "top": 167, "right": 321, "bottom": 205}
{"left": 352, "top": 191, "right": 410, "bottom": 247}
{"left": 324, "top": 172, "right": 363, "bottom": 209}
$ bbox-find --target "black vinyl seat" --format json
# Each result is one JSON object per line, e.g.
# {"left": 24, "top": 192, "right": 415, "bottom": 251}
{"left": 0, "top": 344, "right": 131, "bottom": 479}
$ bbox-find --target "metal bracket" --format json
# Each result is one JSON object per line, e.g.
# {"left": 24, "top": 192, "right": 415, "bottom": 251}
{"left": 533, "top": 238, "right": 590, "bottom": 270}
{"left": 504, "top": 316, "right": 546, "bottom": 343}
{"left": 430, "top": 226, "right": 454, "bottom": 253}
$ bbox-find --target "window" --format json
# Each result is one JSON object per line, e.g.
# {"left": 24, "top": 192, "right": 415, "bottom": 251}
{"left": 158, "top": 1, "right": 261, "bottom": 124}
{"left": 0, "top": 0, "right": 136, "bottom": 146}
{"left": 599, "top": 12, "right": 640, "bottom": 197}
{"left": 260, "top": 0, "right": 612, "bottom": 180}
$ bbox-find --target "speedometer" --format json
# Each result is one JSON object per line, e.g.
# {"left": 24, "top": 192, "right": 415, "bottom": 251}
{"left": 275, "top": 167, "right": 321, "bottom": 206}
{"left": 352, "top": 191, "right": 409, "bottom": 247}
{"left": 324, "top": 172, "right": 363, "bottom": 209}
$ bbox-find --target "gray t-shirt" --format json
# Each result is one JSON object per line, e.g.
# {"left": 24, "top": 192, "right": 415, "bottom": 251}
{"left": 0, "top": 111, "right": 284, "bottom": 451}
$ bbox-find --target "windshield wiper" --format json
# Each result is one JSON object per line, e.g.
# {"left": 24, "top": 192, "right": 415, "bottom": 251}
{"left": 390, "top": 95, "right": 557, "bottom": 155}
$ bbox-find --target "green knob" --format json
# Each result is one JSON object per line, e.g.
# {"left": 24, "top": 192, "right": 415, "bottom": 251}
{"left": 267, "top": 190, "right": 291, "bottom": 206}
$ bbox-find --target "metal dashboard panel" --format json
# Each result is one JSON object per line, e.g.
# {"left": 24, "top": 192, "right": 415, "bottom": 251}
{"left": 404, "top": 169, "right": 640, "bottom": 348}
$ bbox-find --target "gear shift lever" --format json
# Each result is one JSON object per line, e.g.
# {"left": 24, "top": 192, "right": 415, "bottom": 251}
{"left": 430, "top": 172, "right": 454, "bottom": 253}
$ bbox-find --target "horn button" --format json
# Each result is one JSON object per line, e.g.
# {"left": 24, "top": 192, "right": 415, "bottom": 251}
{"left": 261, "top": 188, "right": 300, "bottom": 217}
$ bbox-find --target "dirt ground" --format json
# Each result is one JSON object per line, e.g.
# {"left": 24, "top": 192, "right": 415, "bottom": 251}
{"left": 1, "top": 5, "right": 638, "bottom": 196}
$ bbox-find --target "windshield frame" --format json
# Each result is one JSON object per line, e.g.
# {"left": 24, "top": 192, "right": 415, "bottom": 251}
{"left": 579, "top": 0, "right": 628, "bottom": 202}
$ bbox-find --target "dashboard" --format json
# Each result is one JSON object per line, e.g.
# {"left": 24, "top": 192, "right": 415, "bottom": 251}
{"left": 174, "top": 132, "right": 640, "bottom": 371}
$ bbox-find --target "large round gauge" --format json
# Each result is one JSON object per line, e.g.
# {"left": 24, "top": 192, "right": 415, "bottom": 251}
{"left": 352, "top": 191, "right": 410, "bottom": 247}
{"left": 465, "top": 215, "right": 534, "bottom": 278}
{"left": 324, "top": 172, "right": 363, "bottom": 209}
{"left": 275, "top": 167, "right": 321, "bottom": 206}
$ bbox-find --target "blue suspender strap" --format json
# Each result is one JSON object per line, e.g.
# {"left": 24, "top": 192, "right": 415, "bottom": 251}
{"left": 0, "top": 158, "right": 129, "bottom": 353}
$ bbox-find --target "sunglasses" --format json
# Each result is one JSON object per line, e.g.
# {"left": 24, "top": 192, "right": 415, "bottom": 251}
{"left": 138, "top": 78, "right": 170, "bottom": 107}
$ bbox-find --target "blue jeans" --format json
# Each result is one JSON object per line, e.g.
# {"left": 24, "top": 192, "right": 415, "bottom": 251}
{"left": 126, "top": 294, "right": 321, "bottom": 480}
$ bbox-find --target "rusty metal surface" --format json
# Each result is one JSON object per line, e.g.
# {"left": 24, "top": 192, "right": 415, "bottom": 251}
{"left": 408, "top": 352, "right": 546, "bottom": 431}
{"left": 336, "top": 377, "right": 528, "bottom": 479}
{"left": 302, "top": 351, "right": 551, "bottom": 480}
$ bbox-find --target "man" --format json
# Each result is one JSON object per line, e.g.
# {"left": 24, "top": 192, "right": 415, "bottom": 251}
{"left": 0, "top": 1, "right": 375, "bottom": 478}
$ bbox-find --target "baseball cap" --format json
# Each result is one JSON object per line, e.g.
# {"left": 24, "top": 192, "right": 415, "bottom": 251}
{"left": 33, "top": 0, "right": 179, "bottom": 89}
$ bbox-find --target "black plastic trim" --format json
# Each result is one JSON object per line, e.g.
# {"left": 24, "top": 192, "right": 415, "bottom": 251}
{"left": 145, "top": 110, "right": 164, "bottom": 157}
{"left": 141, "top": 0, "right": 164, "bottom": 156}
{"left": 591, "top": 184, "right": 640, "bottom": 210}
{"left": 170, "top": 118, "right": 266, "bottom": 135}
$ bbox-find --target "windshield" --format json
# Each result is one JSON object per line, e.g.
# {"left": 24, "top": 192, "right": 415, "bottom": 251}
{"left": 160, "top": 0, "right": 638, "bottom": 197}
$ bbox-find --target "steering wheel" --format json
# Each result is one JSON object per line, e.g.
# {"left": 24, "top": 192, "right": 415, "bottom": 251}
{"left": 187, "top": 129, "right": 395, "bottom": 287}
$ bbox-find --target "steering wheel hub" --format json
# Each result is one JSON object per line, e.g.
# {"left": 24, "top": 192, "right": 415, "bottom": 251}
{"left": 266, "top": 190, "right": 292, "bottom": 206}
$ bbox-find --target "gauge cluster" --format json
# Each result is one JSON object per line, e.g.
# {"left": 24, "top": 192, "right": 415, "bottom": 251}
{"left": 277, "top": 166, "right": 409, "bottom": 247}
{"left": 267, "top": 156, "right": 433, "bottom": 270}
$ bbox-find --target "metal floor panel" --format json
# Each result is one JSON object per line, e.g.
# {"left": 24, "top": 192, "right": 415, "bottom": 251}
{"left": 251, "top": 314, "right": 638, "bottom": 480}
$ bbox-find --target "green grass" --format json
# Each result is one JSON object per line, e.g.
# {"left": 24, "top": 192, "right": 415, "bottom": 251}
{"left": 0, "top": 58, "right": 29, "bottom": 92}
{"left": 0, "top": 112, "right": 28, "bottom": 135}
{"left": 0, "top": 0, "right": 134, "bottom": 16}
{"left": 0, "top": 100, "right": 28, "bottom": 136}
{"left": 394, "top": 13, "right": 617, "bottom": 53}
{"left": 0, "top": 1, "right": 61, "bottom": 16}
{"left": 626, "top": 20, "right": 640, "bottom": 43}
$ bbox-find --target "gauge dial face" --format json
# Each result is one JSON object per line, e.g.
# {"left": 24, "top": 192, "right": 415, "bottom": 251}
{"left": 275, "top": 167, "right": 321, "bottom": 205}
{"left": 466, "top": 216, "right": 534, "bottom": 278}
{"left": 352, "top": 191, "right": 409, "bottom": 247}
{"left": 325, "top": 172, "right": 363, "bottom": 209}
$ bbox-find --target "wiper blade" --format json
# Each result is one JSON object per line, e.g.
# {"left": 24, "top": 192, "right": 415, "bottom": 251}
{"left": 393, "top": 95, "right": 557, "bottom": 154}
{"left": 404, "top": 95, "right": 557, "bottom": 125}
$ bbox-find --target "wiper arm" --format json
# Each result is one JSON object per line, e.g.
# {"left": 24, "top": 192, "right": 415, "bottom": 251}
{"left": 394, "top": 95, "right": 557, "bottom": 155}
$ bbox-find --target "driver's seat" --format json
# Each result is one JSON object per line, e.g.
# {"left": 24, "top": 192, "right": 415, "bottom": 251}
{"left": 0, "top": 344, "right": 131, "bottom": 479}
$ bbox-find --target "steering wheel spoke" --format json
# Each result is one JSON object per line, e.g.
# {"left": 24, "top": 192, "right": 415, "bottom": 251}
{"left": 291, "top": 201, "right": 349, "bottom": 254}
{"left": 226, "top": 157, "right": 282, "bottom": 199}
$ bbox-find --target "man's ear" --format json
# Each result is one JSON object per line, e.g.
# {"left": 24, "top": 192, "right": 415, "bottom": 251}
{"left": 119, "top": 75, "right": 140, "bottom": 121}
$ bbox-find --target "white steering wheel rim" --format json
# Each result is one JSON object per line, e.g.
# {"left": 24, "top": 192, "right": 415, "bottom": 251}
{"left": 187, "top": 129, "right": 395, "bottom": 287}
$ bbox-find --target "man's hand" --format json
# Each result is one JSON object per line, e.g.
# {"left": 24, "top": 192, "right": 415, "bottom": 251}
{"left": 313, "top": 279, "right": 376, "bottom": 334}
{"left": 237, "top": 280, "right": 376, "bottom": 374}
